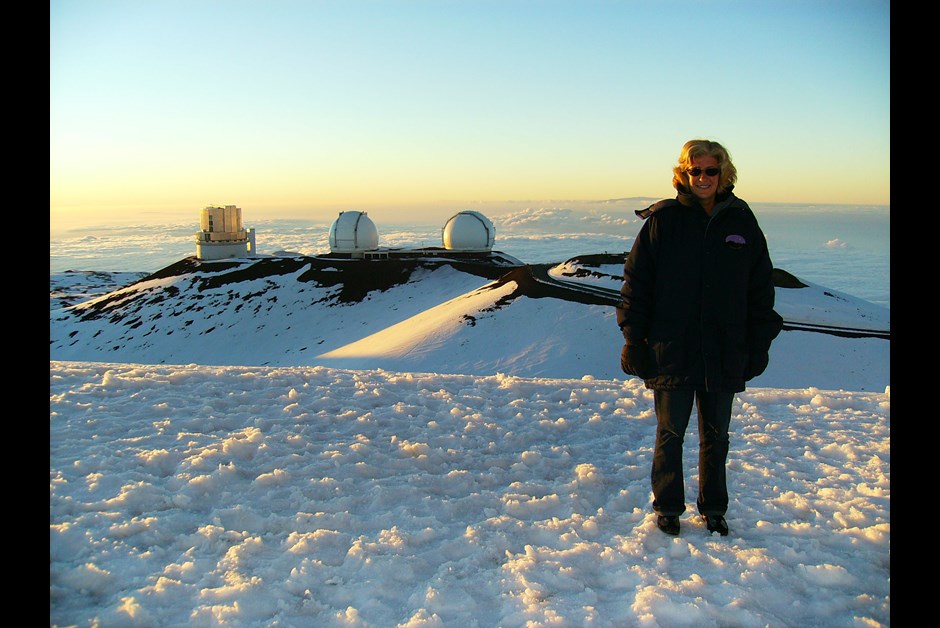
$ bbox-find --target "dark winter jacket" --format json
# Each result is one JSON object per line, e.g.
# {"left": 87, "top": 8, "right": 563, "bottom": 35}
{"left": 616, "top": 187, "right": 783, "bottom": 392}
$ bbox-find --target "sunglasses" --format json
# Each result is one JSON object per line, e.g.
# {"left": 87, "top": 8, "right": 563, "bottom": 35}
{"left": 687, "top": 167, "right": 720, "bottom": 177}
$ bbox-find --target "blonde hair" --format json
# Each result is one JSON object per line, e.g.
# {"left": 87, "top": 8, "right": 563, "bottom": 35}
{"left": 672, "top": 139, "right": 737, "bottom": 194}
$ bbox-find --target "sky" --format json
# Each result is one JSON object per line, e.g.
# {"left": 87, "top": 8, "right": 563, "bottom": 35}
{"left": 49, "top": 0, "right": 890, "bottom": 232}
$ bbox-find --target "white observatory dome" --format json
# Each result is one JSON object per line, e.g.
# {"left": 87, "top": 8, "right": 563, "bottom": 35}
{"left": 442, "top": 211, "right": 495, "bottom": 251}
{"left": 329, "top": 211, "right": 379, "bottom": 253}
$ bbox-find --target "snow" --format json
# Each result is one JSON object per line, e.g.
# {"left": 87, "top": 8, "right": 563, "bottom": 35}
{"left": 50, "top": 363, "right": 889, "bottom": 627}
{"left": 50, "top": 258, "right": 889, "bottom": 392}
{"left": 50, "top": 257, "right": 890, "bottom": 626}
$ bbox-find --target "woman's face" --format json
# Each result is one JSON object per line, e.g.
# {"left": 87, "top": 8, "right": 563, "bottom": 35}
{"left": 686, "top": 154, "right": 720, "bottom": 206}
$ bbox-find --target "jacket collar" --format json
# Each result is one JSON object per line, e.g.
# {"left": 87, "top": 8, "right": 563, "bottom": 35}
{"left": 635, "top": 184, "right": 737, "bottom": 219}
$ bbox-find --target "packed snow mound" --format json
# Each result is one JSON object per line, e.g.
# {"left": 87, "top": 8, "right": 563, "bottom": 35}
{"left": 50, "top": 253, "right": 889, "bottom": 390}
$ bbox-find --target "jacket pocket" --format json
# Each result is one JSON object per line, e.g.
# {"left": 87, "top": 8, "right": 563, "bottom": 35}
{"left": 650, "top": 338, "right": 685, "bottom": 374}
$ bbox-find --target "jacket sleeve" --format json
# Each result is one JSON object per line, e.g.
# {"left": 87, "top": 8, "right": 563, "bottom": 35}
{"left": 616, "top": 219, "right": 655, "bottom": 344}
{"left": 746, "top": 226, "right": 784, "bottom": 353}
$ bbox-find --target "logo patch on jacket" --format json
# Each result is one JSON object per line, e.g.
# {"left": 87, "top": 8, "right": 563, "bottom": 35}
{"left": 725, "top": 234, "right": 746, "bottom": 249}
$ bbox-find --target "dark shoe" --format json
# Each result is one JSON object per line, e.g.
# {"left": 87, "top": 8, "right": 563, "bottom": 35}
{"left": 703, "top": 515, "right": 729, "bottom": 536}
{"left": 657, "top": 515, "right": 680, "bottom": 535}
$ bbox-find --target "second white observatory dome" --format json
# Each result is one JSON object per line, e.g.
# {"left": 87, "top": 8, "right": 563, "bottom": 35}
{"left": 442, "top": 210, "right": 495, "bottom": 251}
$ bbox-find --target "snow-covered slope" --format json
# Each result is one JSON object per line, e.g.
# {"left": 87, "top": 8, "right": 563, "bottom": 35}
{"left": 50, "top": 253, "right": 889, "bottom": 391}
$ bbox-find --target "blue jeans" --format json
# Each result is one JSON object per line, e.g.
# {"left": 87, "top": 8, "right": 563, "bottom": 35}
{"left": 651, "top": 389, "right": 734, "bottom": 517}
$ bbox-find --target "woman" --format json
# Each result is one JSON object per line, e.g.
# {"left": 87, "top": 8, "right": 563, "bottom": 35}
{"left": 616, "top": 139, "right": 783, "bottom": 536}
